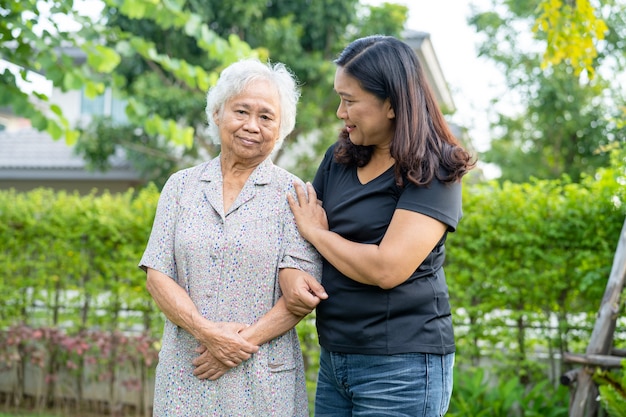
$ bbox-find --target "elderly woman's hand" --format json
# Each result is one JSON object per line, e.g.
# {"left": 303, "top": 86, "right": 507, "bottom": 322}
{"left": 196, "top": 322, "right": 259, "bottom": 369}
{"left": 192, "top": 345, "right": 231, "bottom": 380}
{"left": 287, "top": 182, "right": 329, "bottom": 243}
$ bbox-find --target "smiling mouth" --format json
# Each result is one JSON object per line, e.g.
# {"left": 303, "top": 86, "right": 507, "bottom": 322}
{"left": 238, "top": 137, "right": 258, "bottom": 145}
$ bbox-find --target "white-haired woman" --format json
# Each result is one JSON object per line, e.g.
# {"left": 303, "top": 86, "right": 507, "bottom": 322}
{"left": 140, "top": 59, "right": 327, "bottom": 416}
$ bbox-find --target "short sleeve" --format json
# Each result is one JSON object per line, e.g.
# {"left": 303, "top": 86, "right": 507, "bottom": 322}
{"left": 138, "top": 172, "right": 182, "bottom": 281}
{"left": 280, "top": 178, "right": 322, "bottom": 282}
{"left": 396, "top": 179, "right": 463, "bottom": 232}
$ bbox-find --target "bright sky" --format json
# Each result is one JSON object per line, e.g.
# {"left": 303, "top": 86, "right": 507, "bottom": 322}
{"left": 363, "top": 0, "right": 507, "bottom": 153}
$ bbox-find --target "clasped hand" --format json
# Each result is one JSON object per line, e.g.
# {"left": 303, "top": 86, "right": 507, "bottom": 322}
{"left": 192, "top": 322, "right": 258, "bottom": 380}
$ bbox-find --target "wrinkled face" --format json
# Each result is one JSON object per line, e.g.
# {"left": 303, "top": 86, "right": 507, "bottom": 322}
{"left": 215, "top": 78, "right": 281, "bottom": 166}
{"left": 334, "top": 66, "right": 395, "bottom": 147}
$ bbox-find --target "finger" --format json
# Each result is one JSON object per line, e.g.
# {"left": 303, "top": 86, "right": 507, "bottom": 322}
{"left": 293, "top": 181, "right": 308, "bottom": 205}
{"left": 297, "top": 290, "right": 322, "bottom": 309}
{"left": 288, "top": 301, "right": 316, "bottom": 316}
{"left": 305, "top": 182, "right": 318, "bottom": 204}
{"left": 240, "top": 343, "right": 259, "bottom": 355}
{"left": 193, "top": 363, "right": 207, "bottom": 375}
{"left": 208, "top": 369, "right": 227, "bottom": 381}
{"left": 229, "top": 358, "right": 240, "bottom": 366}
{"left": 235, "top": 350, "right": 253, "bottom": 362}
{"left": 195, "top": 367, "right": 224, "bottom": 380}
{"left": 307, "top": 279, "right": 328, "bottom": 300}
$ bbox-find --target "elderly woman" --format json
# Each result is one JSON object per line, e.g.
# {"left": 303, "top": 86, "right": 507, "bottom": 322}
{"left": 139, "top": 59, "right": 325, "bottom": 416}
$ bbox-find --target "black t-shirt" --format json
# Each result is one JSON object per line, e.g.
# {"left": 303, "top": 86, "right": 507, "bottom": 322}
{"left": 313, "top": 144, "right": 462, "bottom": 355}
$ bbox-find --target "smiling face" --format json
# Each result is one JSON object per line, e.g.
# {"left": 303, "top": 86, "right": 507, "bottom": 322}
{"left": 334, "top": 66, "right": 395, "bottom": 148}
{"left": 215, "top": 78, "right": 281, "bottom": 168}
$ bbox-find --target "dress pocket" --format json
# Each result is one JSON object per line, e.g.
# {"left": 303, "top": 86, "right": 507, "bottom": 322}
{"left": 266, "top": 329, "right": 298, "bottom": 372}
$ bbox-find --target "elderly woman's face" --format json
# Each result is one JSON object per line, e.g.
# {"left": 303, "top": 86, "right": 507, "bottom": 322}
{"left": 215, "top": 78, "right": 281, "bottom": 165}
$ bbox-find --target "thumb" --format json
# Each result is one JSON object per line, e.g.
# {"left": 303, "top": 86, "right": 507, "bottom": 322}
{"left": 307, "top": 278, "right": 328, "bottom": 300}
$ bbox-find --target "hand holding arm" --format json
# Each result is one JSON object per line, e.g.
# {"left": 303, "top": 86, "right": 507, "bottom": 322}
{"left": 288, "top": 182, "right": 448, "bottom": 289}
{"left": 146, "top": 268, "right": 259, "bottom": 369}
{"left": 192, "top": 269, "right": 324, "bottom": 380}
{"left": 286, "top": 183, "right": 329, "bottom": 242}
{"left": 239, "top": 270, "right": 325, "bottom": 347}
{"left": 279, "top": 268, "right": 328, "bottom": 317}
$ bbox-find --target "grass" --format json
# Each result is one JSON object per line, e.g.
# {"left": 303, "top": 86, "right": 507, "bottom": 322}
{"left": 0, "top": 407, "right": 98, "bottom": 417}
{"left": 0, "top": 414, "right": 58, "bottom": 417}
{"left": 0, "top": 412, "right": 101, "bottom": 417}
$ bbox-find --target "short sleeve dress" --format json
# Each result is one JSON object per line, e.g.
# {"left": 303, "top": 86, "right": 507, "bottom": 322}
{"left": 139, "top": 156, "right": 322, "bottom": 417}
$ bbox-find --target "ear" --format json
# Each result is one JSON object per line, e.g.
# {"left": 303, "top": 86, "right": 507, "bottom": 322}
{"left": 213, "top": 109, "right": 221, "bottom": 125}
{"left": 384, "top": 98, "right": 395, "bottom": 119}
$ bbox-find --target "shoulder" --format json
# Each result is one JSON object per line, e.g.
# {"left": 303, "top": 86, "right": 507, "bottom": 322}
{"left": 267, "top": 164, "right": 306, "bottom": 199}
{"left": 400, "top": 177, "right": 463, "bottom": 231}
{"left": 317, "top": 143, "right": 342, "bottom": 174}
{"left": 161, "top": 161, "right": 212, "bottom": 195}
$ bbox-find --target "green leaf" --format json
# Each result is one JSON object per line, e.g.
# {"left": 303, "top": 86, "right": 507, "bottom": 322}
{"left": 47, "top": 121, "right": 63, "bottom": 140}
{"left": 62, "top": 71, "right": 83, "bottom": 91}
{"left": 84, "top": 81, "right": 105, "bottom": 99}
{"left": 65, "top": 129, "right": 80, "bottom": 145}
{"left": 85, "top": 44, "right": 121, "bottom": 73}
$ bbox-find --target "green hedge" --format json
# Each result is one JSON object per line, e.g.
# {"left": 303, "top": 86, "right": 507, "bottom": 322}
{"left": 0, "top": 150, "right": 624, "bottom": 415}
{"left": 0, "top": 186, "right": 161, "bottom": 334}
{"left": 446, "top": 154, "right": 626, "bottom": 383}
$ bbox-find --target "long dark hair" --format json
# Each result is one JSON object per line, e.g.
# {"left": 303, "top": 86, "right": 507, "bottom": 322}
{"left": 333, "top": 35, "right": 475, "bottom": 186}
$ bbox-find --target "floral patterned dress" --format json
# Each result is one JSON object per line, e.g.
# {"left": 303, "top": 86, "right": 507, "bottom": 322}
{"left": 140, "top": 156, "right": 321, "bottom": 417}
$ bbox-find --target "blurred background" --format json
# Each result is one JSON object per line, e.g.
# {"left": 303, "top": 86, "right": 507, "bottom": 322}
{"left": 1, "top": 0, "right": 625, "bottom": 416}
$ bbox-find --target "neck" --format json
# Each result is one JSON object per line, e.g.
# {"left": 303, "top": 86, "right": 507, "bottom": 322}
{"left": 369, "top": 145, "right": 393, "bottom": 166}
{"left": 220, "top": 154, "right": 260, "bottom": 181}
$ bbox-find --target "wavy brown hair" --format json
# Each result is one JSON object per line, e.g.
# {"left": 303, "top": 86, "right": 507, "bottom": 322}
{"left": 333, "top": 35, "right": 475, "bottom": 186}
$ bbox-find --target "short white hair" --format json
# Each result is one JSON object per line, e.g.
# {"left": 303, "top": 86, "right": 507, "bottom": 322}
{"left": 205, "top": 59, "right": 301, "bottom": 150}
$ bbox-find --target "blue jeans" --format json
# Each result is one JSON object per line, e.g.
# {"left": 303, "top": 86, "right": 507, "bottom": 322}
{"left": 314, "top": 347, "right": 454, "bottom": 417}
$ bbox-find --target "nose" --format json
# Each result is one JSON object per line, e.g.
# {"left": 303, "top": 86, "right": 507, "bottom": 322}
{"left": 336, "top": 101, "right": 347, "bottom": 120}
{"left": 243, "top": 116, "right": 260, "bottom": 132}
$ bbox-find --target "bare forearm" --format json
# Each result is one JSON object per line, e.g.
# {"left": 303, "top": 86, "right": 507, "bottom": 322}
{"left": 308, "top": 229, "right": 384, "bottom": 286}
{"left": 240, "top": 297, "right": 303, "bottom": 346}
{"left": 146, "top": 268, "right": 214, "bottom": 340}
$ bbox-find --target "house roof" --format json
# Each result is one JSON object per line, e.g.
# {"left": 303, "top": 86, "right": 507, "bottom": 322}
{"left": 0, "top": 128, "right": 140, "bottom": 181}
{"left": 402, "top": 30, "right": 456, "bottom": 113}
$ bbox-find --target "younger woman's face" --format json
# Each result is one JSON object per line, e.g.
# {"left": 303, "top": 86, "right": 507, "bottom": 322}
{"left": 334, "top": 66, "right": 395, "bottom": 148}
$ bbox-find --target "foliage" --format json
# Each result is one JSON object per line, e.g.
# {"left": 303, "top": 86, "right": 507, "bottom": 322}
{"left": 447, "top": 148, "right": 626, "bottom": 379}
{"left": 0, "top": 186, "right": 160, "bottom": 333}
{"left": 1, "top": 150, "right": 625, "bottom": 413}
{"left": 1, "top": 0, "right": 408, "bottom": 187}
{"left": 596, "top": 365, "right": 626, "bottom": 417}
{"left": 534, "top": 0, "right": 608, "bottom": 77}
{"left": 447, "top": 366, "right": 569, "bottom": 416}
{"left": 0, "top": 183, "right": 320, "bottom": 413}
{"left": 469, "top": 0, "right": 626, "bottom": 182}
{"left": 90, "top": 0, "right": 409, "bottom": 185}
{"left": 1, "top": 0, "right": 233, "bottom": 144}
{"left": 0, "top": 413, "right": 59, "bottom": 417}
